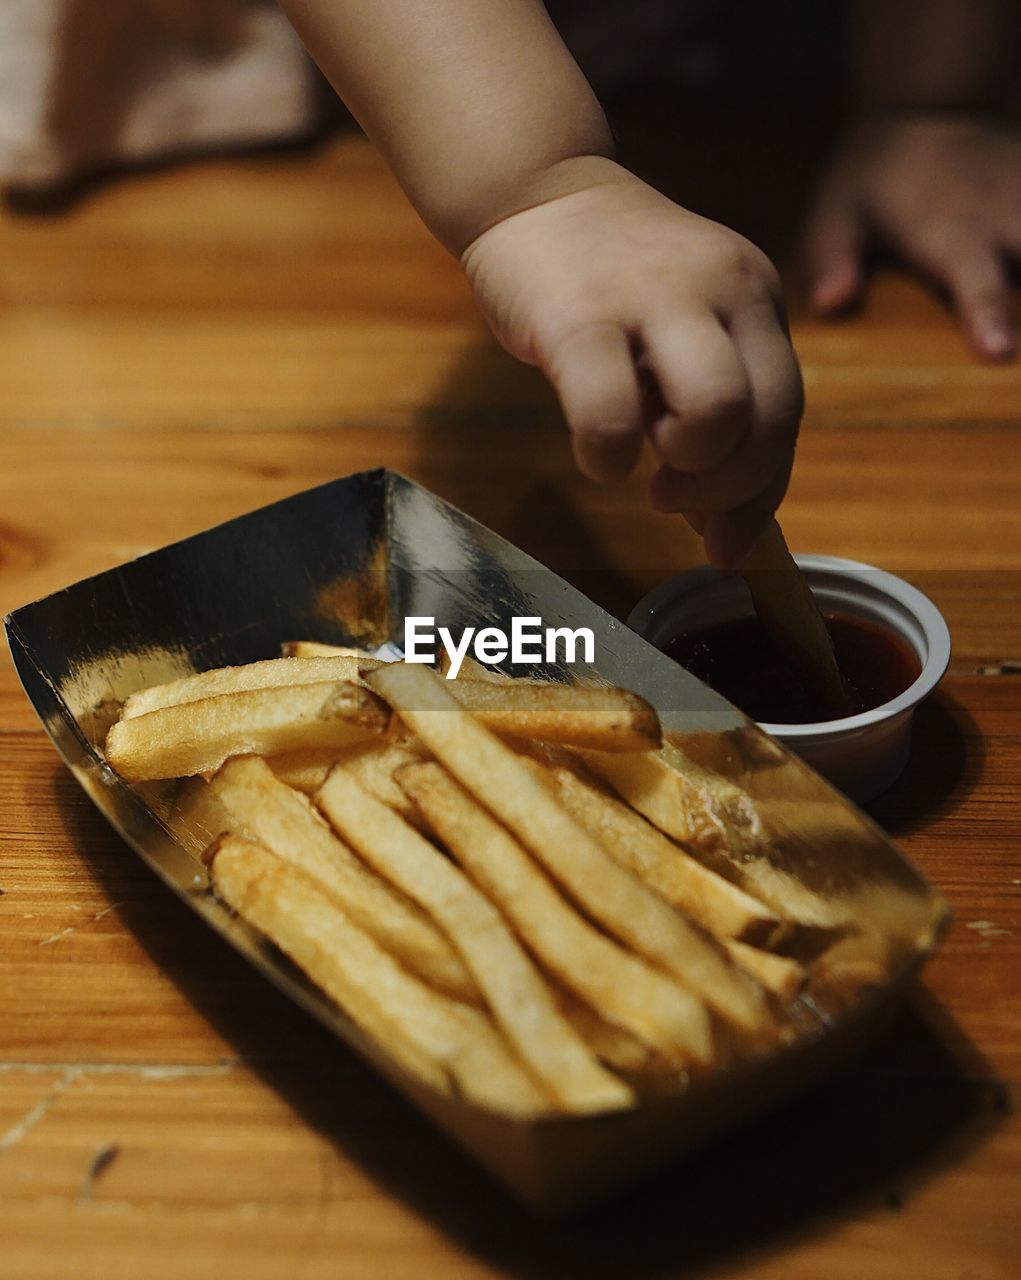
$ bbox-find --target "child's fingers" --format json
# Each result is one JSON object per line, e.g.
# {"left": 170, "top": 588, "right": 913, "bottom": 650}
{"left": 803, "top": 201, "right": 866, "bottom": 315}
{"left": 941, "top": 244, "right": 1016, "bottom": 361}
{"left": 640, "top": 317, "right": 753, "bottom": 473}
{"left": 649, "top": 436, "right": 794, "bottom": 525}
{"left": 902, "top": 226, "right": 1015, "bottom": 360}
{"left": 700, "top": 457, "right": 795, "bottom": 571}
{"left": 653, "top": 455, "right": 793, "bottom": 569}
{"left": 647, "top": 310, "right": 801, "bottom": 516}
{"left": 544, "top": 323, "right": 645, "bottom": 482}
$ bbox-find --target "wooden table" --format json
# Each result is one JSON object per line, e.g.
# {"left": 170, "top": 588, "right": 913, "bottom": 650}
{"left": 1, "top": 90, "right": 1019, "bottom": 1279}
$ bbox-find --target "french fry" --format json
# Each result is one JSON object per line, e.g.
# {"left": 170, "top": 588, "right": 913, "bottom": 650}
{"left": 510, "top": 762, "right": 778, "bottom": 1040}
{"left": 281, "top": 641, "right": 382, "bottom": 661}
{"left": 264, "top": 746, "right": 349, "bottom": 794}
{"left": 447, "top": 654, "right": 513, "bottom": 683}
{"left": 370, "top": 664, "right": 774, "bottom": 1042}
{"left": 208, "top": 834, "right": 549, "bottom": 1116}
{"left": 550, "top": 761, "right": 781, "bottom": 945}
{"left": 575, "top": 742, "right": 759, "bottom": 853}
{"left": 742, "top": 519, "right": 853, "bottom": 719}
{"left": 106, "top": 680, "right": 389, "bottom": 782}
{"left": 446, "top": 680, "right": 661, "bottom": 752}
{"left": 396, "top": 760, "right": 713, "bottom": 1065}
{"left": 315, "top": 765, "right": 632, "bottom": 1112}
{"left": 553, "top": 988, "right": 680, "bottom": 1085}
{"left": 577, "top": 742, "right": 846, "bottom": 928}
{"left": 723, "top": 940, "right": 806, "bottom": 999}
{"left": 806, "top": 930, "right": 894, "bottom": 1008}
{"left": 334, "top": 739, "right": 429, "bottom": 820}
{"left": 268, "top": 738, "right": 428, "bottom": 825}
{"left": 121, "top": 655, "right": 377, "bottom": 720}
{"left": 207, "top": 832, "right": 444, "bottom": 1089}
{"left": 209, "top": 755, "right": 479, "bottom": 1004}
{"left": 553, "top": 762, "right": 783, "bottom": 944}
{"left": 385, "top": 652, "right": 657, "bottom": 749}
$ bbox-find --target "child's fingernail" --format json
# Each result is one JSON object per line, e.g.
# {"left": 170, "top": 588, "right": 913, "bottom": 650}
{"left": 982, "top": 323, "right": 1015, "bottom": 359}
{"left": 811, "top": 271, "right": 854, "bottom": 313}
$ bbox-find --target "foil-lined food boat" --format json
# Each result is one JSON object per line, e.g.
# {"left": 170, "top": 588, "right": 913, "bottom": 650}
{"left": 4, "top": 469, "right": 949, "bottom": 1213}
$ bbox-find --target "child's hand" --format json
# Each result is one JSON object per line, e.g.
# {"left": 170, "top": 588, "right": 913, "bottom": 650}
{"left": 461, "top": 163, "right": 804, "bottom": 569}
{"left": 804, "top": 115, "right": 1021, "bottom": 360}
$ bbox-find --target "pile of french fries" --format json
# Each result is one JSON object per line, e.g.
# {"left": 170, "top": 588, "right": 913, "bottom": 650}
{"left": 104, "top": 643, "right": 839, "bottom": 1119}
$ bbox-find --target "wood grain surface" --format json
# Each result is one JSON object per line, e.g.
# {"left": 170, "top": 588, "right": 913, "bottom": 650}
{"left": 1, "top": 83, "right": 1019, "bottom": 1279}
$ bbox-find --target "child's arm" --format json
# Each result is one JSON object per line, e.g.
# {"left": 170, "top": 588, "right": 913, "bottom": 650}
{"left": 278, "top": 0, "right": 803, "bottom": 569}
{"left": 805, "top": 0, "right": 1021, "bottom": 360}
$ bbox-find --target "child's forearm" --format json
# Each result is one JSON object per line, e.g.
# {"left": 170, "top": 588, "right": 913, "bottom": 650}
{"left": 280, "top": 1, "right": 805, "bottom": 568}
{"left": 849, "top": 0, "right": 1020, "bottom": 116}
{"left": 278, "top": 0, "right": 616, "bottom": 254}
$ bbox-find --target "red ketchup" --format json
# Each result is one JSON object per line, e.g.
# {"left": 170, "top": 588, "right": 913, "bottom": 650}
{"left": 663, "top": 613, "right": 922, "bottom": 724}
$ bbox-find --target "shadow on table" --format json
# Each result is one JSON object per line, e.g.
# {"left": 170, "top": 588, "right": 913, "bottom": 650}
{"left": 55, "top": 761, "right": 1008, "bottom": 1279}
{"left": 867, "top": 687, "right": 985, "bottom": 838}
{"left": 396, "top": 390, "right": 707, "bottom": 624}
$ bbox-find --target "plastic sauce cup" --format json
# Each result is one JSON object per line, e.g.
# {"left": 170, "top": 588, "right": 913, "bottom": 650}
{"left": 628, "top": 555, "right": 952, "bottom": 804}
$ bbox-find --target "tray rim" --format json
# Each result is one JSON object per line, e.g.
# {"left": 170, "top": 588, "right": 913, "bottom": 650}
{"left": 2, "top": 467, "right": 953, "bottom": 1206}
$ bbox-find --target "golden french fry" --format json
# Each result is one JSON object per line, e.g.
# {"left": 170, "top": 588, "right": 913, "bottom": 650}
{"left": 553, "top": 988, "right": 680, "bottom": 1085}
{"left": 757, "top": 799, "right": 886, "bottom": 856}
{"left": 550, "top": 760, "right": 780, "bottom": 945}
{"left": 207, "top": 832, "right": 445, "bottom": 1089}
{"left": 512, "top": 759, "right": 776, "bottom": 1040}
{"left": 281, "top": 641, "right": 384, "bottom": 662}
{"left": 577, "top": 742, "right": 849, "bottom": 927}
{"left": 315, "top": 765, "right": 632, "bottom": 1113}
{"left": 264, "top": 746, "right": 349, "bottom": 794}
{"left": 445, "top": 680, "right": 661, "bottom": 752}
{"left": 209, "top": 755, "right": 478, "bottom": 1004}
{"left": 370, "top": 664, "right": 774, "bottom": 1042}
{"left": 575, "top": 742, "right": 758, "bottom": 853}
{"left": 723, "top": 940, "right": 806, "bottom": 999}
{"left": 807, "top": 930, "right": 895, "bottom": 1008}
{"left": 106, "top": 680, "right": 389, "bottom": 782}
{"left": 396, "top": 760, "right": 712, "bottom": 1066}
{"left": 268, "top": 738, "right": 428, "bottom": 824}
{"left": 335, "top": 739, "right": 430, "bottom": 820}
{"left": 448, "top": 654, "right": 513, "bottom": 683}
{"left": 121, "top": 655, "right": 379, "bottom": 720}
{"left": 208, "top": 834, "right": 549, "bottom": 1117}
{"left": 742, "top": 519, "right": 852, "bottom": 719}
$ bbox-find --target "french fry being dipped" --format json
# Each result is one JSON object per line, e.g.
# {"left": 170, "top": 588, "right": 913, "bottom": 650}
{"left": 742, "top": 519, "right": 856, "bottom": 719}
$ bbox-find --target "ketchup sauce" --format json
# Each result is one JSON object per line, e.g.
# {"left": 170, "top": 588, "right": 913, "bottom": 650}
{"left": 664, "top": 613, "right": 922, "bottom": 724}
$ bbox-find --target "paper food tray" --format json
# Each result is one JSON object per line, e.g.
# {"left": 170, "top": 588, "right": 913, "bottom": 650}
{"left": 4, "top": 469, "right": 949, "bottom": 1214}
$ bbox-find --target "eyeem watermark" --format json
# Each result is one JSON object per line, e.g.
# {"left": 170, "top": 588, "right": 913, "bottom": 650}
{"left": 404, "top": 616, "right": 595, "bottom": 678}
